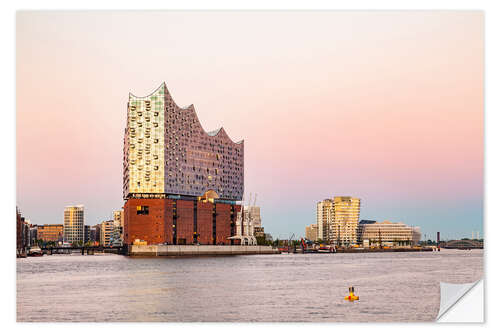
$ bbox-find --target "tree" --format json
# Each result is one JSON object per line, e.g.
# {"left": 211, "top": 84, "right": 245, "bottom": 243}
{"left": 256, "top": 236, "right": 271, "bottom": 246}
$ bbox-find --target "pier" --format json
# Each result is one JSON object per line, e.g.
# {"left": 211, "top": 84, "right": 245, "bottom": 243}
{"left": 129, "top": 245, "right": 279, "bottom": 257}
{"left": 41, "top": 246, "right": 126, "bottom": 255}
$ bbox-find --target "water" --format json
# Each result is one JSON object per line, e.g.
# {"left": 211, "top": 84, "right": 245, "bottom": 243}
{"left": 16, "top": 249, "right": 483, "bottom": 322}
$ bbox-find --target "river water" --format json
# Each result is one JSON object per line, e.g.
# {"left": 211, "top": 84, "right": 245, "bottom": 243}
{"left": 16, "top": 249, "right": 483, "bottom": 322}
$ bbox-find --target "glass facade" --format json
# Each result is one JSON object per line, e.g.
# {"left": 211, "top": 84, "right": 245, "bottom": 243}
{"left": 124, "top": 83, "right": 244, "bottom": 201}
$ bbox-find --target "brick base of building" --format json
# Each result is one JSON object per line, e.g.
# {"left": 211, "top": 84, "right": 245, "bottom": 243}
{"left": 124, "top": 198, "right": 239, "bottom": 245}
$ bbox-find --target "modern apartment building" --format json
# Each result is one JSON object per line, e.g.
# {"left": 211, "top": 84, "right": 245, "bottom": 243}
{"left": 329, "top": 197, "right": 361, "bottom": 246}
{"left": 358, "top": 220, "right": 421, "bottom": 247}
{"left": 113, "top": 209, "right": 124, "bottom": 241}
{"left": 113, "top": 210, "right": 124, "bottom": 228}
{"left": 316, "top": 196, "right": 361, "bottom": 245}
{"left": 63, "top": 205, "right": 84, "bottom": 244}
{"left": 316, "top": 199, "right": 333, "bottom": 241}
{"left": 123, "top": 82, "right": 244, "bottom": 245}
{"left": 100, "top": 220, "right": 115, "bottom": 247}
{"left": 305, "top": 223, "right": 318, "bottom": 241}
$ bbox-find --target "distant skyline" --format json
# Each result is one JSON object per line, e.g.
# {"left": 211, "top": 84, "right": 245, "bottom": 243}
{"left": 16, "top": 11, "right": 483, "bottom": 240}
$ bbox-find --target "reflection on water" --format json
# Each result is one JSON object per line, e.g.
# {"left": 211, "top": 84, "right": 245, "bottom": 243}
{"left": 17, "top": 249, "right": 482, "bottom": 322}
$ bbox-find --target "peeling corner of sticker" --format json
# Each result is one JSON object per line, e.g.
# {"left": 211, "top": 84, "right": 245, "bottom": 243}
{"left": 436, "top": 279, "right": 483, "bottom": 322}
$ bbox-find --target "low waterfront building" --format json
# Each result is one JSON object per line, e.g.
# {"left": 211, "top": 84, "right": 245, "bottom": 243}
{"left": 93, "top": 224, "right": 101, "bottom": 245}
{"left": 254, "top": 226, "right": 265, "bottom": 237}
{"left": 232, "top": 204, "right": 261, "bottom": 245}
{"left": 16, "top": 210, "right": 31, "bottom": 252}
{"left": 305, "top": 223, "right": 318, "bottom": 241}
{"left": 28, "top": 223, "right": 38, "bottom": 246}
{"left": 37, "top": 224, "right": 64, "bottom": 243}
{"left": 358, "top": 220, "right": 421, "bottom": 247}
{"left": 16, "top": 207, "right": 24, "bottom": 253}
{"left": 356, "top": 220, "right": 376, "bottom": 243}
{"left": 84, "top": 225, "right": 91, "bottom": 244}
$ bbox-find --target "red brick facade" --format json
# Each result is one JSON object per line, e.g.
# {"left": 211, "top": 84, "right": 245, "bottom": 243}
{"left": 124, "top": 198, "right": 239, "bottom": 245}
{"left": 216, "top": 204, "right": 232, "bottom": 245}
{"left": 124, "top": 198, "right": 171, "bottom": 245}
{"left": 197, "top": 201, "right": 213, "bottom": 245}
{"left": 176, "top": 200, "right": 194, "bottom": 245}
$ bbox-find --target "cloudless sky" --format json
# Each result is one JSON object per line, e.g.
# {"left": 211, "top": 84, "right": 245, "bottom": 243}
{"left": 16, "top": 11, "right": 483, "bottom": 240}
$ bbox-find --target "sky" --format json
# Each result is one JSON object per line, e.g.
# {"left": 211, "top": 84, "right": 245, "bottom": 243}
{"left": 16, "top": 11, "right": 483, "bottom": 240}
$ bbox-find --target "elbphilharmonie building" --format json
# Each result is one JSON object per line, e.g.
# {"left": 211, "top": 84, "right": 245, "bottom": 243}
{"left": 123, "top": 82, "right": 244, "bottom": 200}
{"left": 123, "top": 83, "right": 244, "bottom": 245}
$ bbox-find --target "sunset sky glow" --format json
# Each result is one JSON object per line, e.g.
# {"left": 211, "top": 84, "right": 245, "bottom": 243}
{"left": 16, "top": 11, "right": 483, "bottom": 240}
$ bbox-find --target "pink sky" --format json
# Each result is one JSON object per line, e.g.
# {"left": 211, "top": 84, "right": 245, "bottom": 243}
{"left": 16, "top": 11, "right": 483, "bottom": 239}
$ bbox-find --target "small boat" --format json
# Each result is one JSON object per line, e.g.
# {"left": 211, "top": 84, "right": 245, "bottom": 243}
{"left": 27, "top": 246, "right": 43, "bottom": 257}
{"left": 278, "top": 247, "right": 289, "bottom": 253}
{"left": 318, "top": 246, "right": 334, "bottom": 253}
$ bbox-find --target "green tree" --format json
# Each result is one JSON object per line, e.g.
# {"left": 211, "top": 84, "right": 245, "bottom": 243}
{"left": 256, "top": 236, "right": 270, "bottom": 246}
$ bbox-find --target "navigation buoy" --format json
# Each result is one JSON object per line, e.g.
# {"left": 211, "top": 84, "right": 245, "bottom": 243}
{"left": 344, "top": 286, "right": 359, "bottom": 301}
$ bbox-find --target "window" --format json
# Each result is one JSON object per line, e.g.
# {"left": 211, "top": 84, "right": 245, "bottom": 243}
{"left": 136, "top": 206, "right": 149, "bottom": 215}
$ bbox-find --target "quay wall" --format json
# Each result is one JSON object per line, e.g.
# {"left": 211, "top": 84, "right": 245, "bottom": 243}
{"left": 336, "top": 247, "right": 433, "bottom": 253}
{"left": 129, "top": 245, "right": 279, "bottom": 257}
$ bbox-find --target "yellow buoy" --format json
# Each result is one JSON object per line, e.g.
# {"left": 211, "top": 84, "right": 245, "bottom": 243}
{"left": 344, "top": 286, "right": 359, "bottom": 301}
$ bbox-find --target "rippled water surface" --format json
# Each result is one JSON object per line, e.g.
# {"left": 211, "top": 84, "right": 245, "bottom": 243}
{"left": 17, "top": 249, "right": 483, "bottom": 322}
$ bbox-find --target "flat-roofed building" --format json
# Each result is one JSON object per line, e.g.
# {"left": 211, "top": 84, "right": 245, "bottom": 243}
{"left": 328, "top": 197, "right": 361, "bottom": 246}
{"left": 37, "top": 224, "right": 64, "bottom": 243}
{"left": 28, "top": 223, "right": 38, "bottom": 246}
{"left": 64, "top": 205, "right": 84, "bottom": 244}
{"left": 113, "top": 209, "right": 124, "bottom": 241}
{"left": 305, "top": 223, "right": 318, "bottom": 241}
{"left": 316, "top": 199, "right": 333, "bottom": 242}
{"left": 100, "top": 220, "right": 115, "bottom": 247}
{"left": 114, "top": 210, "right": 124, "bottom": 226}
{"left": 93, "top": 224, "right": 101, "bottom": 245}
{"left": 233, "top": 205, "right": 261, "bottom": 244}
{"left": 317, "top": 197, "right": 360, "bottom": 245}
{"left": 358, "top": 220, "right": 421, "bottom": 247}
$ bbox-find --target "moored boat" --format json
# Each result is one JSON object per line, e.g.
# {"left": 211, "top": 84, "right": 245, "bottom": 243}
{"left": 27, "top": 246, "right": 43, "bottom": 257}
